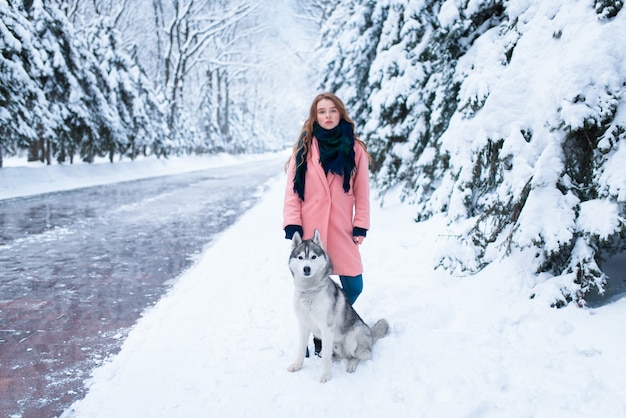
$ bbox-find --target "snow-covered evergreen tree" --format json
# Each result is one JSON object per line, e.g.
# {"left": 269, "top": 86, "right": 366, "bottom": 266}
{"left": 314, "top": 0, "right": 384, "bottom": 128}
{"left": 86, "top": 17, "right": 168, "bottom": 161}
{"left": 0, "top": 0, "right": 169, "bottom": 165}
{"left": 0, "top": 0, "right": 46, "bottom": 165}
{"left": 34, "top": 1, "right": 120, "bottom": 164}
{"left": 316, "top": 0, "right": 626, "bottom": 306}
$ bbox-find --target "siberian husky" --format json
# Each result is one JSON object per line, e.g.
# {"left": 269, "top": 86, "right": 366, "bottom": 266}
{"left": 287, "top": 229, "right": 389, "bottom": 383}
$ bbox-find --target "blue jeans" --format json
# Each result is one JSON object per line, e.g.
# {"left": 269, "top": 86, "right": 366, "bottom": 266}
{"left": 339, "top": 274, "right": 363, "bottom": 305}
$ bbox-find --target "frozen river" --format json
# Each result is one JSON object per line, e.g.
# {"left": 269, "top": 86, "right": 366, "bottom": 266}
{"left": 0, "top": 156, "right": 283, "bottom": 417}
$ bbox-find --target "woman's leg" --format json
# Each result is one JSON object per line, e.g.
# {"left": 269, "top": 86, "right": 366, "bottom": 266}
{"left": 339, "top": 274, "right": 363, "bottom": 305}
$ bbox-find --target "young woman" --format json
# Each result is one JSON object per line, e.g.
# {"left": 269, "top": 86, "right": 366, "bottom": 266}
{"left": 283, "top": 92, "right": 371, "bottom": 355}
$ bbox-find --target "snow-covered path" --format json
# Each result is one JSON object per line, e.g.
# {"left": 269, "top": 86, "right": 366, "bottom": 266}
{"left": 59, "top": 169, "right": 626, "bottom": 417}
{"left": 0, "top": 155, "right": 285, "bottom": 417}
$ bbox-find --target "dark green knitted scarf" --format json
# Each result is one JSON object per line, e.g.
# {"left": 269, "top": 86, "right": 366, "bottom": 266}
{"left": 293, "top": 119, "right": 356, "bottom": 201}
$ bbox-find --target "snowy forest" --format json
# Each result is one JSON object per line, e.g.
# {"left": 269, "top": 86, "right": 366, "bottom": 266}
{"left": 0, "top": 0, "right": 313, "bottom": 165}
{"left": 2, "top": 0, "right": 625, "bottom": 307}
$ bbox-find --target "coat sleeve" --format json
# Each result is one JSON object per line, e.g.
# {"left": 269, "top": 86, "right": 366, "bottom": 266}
{"left": 352, "top": 144, "right": 370, "bottom": 231}
{"left": 283, "top": 156, "right": 303, "bottom": 229}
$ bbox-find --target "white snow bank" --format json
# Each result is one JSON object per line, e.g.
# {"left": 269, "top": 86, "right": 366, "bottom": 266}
{"left": 57, "top": 168, "right": 626, "bottom": 417}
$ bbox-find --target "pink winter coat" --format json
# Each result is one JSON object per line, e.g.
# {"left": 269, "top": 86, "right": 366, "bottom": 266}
{"left": 283, "top": 137, "right": 370, "bottom": 276}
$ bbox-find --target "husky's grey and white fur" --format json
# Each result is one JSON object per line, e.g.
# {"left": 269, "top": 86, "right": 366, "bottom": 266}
{"left": 287, "top": 229, "right": 389, "bottom": 383}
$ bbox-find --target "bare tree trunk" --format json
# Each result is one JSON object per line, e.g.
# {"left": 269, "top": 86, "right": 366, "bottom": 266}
{"left": 45, "top": 139, "right": 51, "bottom": 165}
{"left": 222, "top": 70, "right": 229, "bottom": 139}
{"left": 28, "top": 140, "right": 44, "bottom": 162}
{"left": 152, "top": 0, "right": 165, "bottom": 89}
{"left": 162, "top": 0, "right": 254, "bottom": 131}
{"left": 216, "top": 69, "right": 223, "bottom": 135}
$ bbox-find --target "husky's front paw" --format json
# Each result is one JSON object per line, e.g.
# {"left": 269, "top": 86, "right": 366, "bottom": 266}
{"left": 287, "top": 362, "right": 302, "bottom": 372}
{"left": 319, "top": 372, "right": 331, "bottom": 383}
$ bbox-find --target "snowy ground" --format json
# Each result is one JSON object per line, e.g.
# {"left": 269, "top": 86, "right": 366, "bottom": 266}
{"left": 2, "top": 155, "right": 626, "bottom": 417}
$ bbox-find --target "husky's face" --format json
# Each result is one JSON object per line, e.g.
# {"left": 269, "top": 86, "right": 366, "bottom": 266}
{"left": 288, "top": 230, "right": 330, "bottom": 286}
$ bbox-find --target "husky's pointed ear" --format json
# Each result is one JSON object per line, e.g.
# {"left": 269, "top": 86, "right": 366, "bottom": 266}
{"left": 312, "top": 229, "right": 323, "bottom": 248}
{"left": 291, "top": 231, "right": 302, "bottom": 248}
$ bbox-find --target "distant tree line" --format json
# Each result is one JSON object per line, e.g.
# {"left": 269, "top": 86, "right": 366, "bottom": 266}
{"left": 0, "top": 0, "right": 300, "bottom": 167}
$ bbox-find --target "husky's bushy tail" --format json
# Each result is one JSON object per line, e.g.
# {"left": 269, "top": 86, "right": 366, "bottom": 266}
{"left": 371, "top": 319, "right": 389, "bottom": 343}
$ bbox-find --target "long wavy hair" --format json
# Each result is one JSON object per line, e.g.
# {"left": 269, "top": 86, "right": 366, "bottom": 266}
{"left": 285, "top": 92, "right": 369, "bottom": 171}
